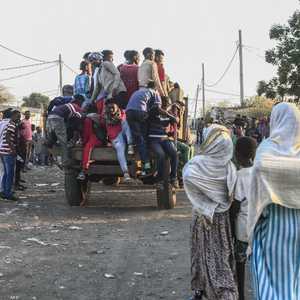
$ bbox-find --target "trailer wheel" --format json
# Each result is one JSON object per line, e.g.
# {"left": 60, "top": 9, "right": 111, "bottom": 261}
{"left": 156, "top": 159, "right": 176, "bottom": 209}
{"left": 65, "top": 170, "right": 82, "bottom": 206}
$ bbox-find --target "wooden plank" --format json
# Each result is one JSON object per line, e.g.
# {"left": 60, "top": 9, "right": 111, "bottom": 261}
{"left": 72, "top": 147, "right": 119, "bottom": 161}
{"left": 87, "top": 165, "right": 123, "bottom": 176}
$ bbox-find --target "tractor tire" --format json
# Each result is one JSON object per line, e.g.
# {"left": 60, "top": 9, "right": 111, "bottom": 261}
{"left": 65, "top": 170, "right": 82, "bottom": 206}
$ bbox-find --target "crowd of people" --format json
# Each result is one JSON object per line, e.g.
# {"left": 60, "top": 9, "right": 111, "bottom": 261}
{"left": 0, "top": 109, "right": 47, "bottom": 201}
{"left": 45, "top": 48, "right": 189, "bottom": 187}
{"left": 184, "top": 102, "right": 300, "bottom": 300}
{"left": 196, "top": 113, "right": 271, "bottom": 147}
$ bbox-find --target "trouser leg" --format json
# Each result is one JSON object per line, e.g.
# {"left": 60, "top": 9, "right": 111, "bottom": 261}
{"left": 161, "top": 140, "right": 178, "bottom": 180}
{"left": 112, "top": 133, "right": 128, "bottom": 173}
{"left": 150, "top": 140, "right": 165, "bottom": 180}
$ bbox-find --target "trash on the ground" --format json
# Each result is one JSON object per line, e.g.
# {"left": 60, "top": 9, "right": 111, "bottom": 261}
{"left": 33, "top": 216, "right": 39, "bottom": 221}
{"left": 59, "top": 286, "right": 65, "bottom": 289}
{"left": 18, "top": 201, "right": 28, "bottom": 205}
{"left": 51, "top": 183, "right": 60, "bottom": 186}
{"left": 0, "top": 273, "right": 3, "bottom": 277}
{"left": 133, "top": 272, "right": 143, "bottom": 276}
{"left": 81, "top": 216, "right": 88, "bottom": 220}
{"left": 4, "top": 257, "right": 11, "bottom": 264}
{"left": 21, "top": 226, "right": 35, "bottom": 231}
{"left": 89, "top": 250, "right": 105, "bottom": 255}
{"left": 160, "top": 231, "right": 169, "bottom": 236}
{"left": 26, "top": 238, "right": 48, "bottom": 246}
{"left": 68, "top": 226, "right": 83, "bottom": 230}
{"left": 78, "top": 264, "right": 83, "bottom": 268}
{"left": 35, "top": 183, "right": 48, "bottom": 187}
{"left": 0, "top": 245, "right": 11, "bottom": 249}
{"left": 50, "top": 230, "right": 59, "bottom": 233}
{"left": 104, "top": 273, "right": 115, "bottom": 279}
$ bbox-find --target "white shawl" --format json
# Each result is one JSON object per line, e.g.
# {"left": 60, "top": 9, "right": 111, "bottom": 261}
{"left": 183, "top": 125, "right": 237, "bottom": 220}
{"left": 248, "top": 103, "right": 300, "bottom": 244}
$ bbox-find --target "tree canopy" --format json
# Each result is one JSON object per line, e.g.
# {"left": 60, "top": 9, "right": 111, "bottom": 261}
{"left": 0, "top": 84, "right": 14, "bottom": 104}
{"left": 22, "top": 93, "right": 50, "bottom": 108}
{"left": 257, "top": 7, "right": 300, "bottom": 99}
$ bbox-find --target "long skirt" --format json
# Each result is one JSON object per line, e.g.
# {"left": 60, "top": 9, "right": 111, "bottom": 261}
{"left": 251, "top": 204, "right": 300, "bottom": 300}
{"left": 191, "top": 211, "right": 239, "bottom": 300}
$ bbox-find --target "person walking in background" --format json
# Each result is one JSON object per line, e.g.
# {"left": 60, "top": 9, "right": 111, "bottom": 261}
{"left": 231, "top": 137, "right": 257, "bottom": 300}
{"left": 20, "top": 111, "right": 33, "bottom": 171}
{"left": 196, "top": 118, "right": 205, "bottom": 144}
{"left": 183, "top": 124, "right": 238, "bottom": 300}
{"left": 248, "top": 103, "right": 300, "bottom": 299}
{"left": 33, "top": 127, "right": 45, "bottom": 165}
{"left": 0, "top": 110, "right": 21, "bottom": 201}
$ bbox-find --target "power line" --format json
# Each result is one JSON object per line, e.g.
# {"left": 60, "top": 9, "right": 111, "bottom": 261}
{"left": 63, "top": 63, "right": 78, "bottom": 75}
{"left": 0, "top": 63, "right": 58, "bottom": 82}
{"left": 0, "top": 42, "right": 53, "bottom": 63}
{"left": 205, "top": 46, "right": 239, "bottom": 87}
{"left": 0, "top": 61, "right": 58, "bottom": 71}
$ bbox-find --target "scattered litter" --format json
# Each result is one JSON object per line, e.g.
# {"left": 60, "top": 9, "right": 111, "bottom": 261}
{"left": 78, "top": 264, "right": 83, "bottom": 268}
{"left": 68, "top": 226, "right": 82, "bottom": 230}
{"left": 0, "top": 246, "right": 11, "bottom": 249}
{"left": 0, "top": 273, "right": 3, "bottom": 277}
{"left": 51, "top": 183, "right": 60, "bottom": 187}
{"left": 133, "top": 272, "right": 143, "bottom": 276}
{"left": 80, "top": 216, "right": 88, "bottom": 220}
{"left": 59, "top": 286, "right": 65, "bottom": 290}
{"left": 172, "top": 291, "right": 176, "bottom": 295}
{"left": 21, "top": 226, "right": 35, "bottom": 231}
{"left": 33, "top": 216, "right": 39, "bottom": 221}
{"left": 160, "top": 231, "right": 169, "bottom": 236}
{"left": 50, "top": 230, "right": 59, "bottom": 233}
{"left": 89, "top": 250, "right": 105, "bottom": 255}
{"left": 26, "top": 238, "right": 48, "bottom": 246}
{"left": 104, "top": 273, "right": 115, "bottom": 279}
{"left": 35, "top": 183, "right": 48, "bottom": 187}
{"left": 4, "top": 208, "right": 19, "bottom": 216}
{"left": 128, "top": 282, "right": 136, "bottom": 287}
{"left": 4, "top": 257, "right": 11, "bottom": 264}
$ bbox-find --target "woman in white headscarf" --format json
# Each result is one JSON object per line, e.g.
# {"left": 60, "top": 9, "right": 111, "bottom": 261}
{"left": 183, "top": 124, "right": 238, "bottom": 300}
{"left": 248, "top": 103, "right": 300, "bottom": 299}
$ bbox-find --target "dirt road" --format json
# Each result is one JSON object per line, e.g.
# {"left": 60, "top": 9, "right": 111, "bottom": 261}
{"left": 0, "top": 166, "right": 252, "bottom": 300}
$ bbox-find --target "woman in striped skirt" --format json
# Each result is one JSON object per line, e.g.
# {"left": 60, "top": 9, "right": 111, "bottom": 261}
{"left": 248, "top": 103, "right": 300, "bottom": 300}
{"left": 183, "top": 125, "right": 238, "bottom": 300}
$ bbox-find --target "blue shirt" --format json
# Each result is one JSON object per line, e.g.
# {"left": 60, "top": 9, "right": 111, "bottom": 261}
{"left": 126, "top": 88, "right": 161, "bottom": 112}
{"left": 74, "top": 74, "right": 90, "bottom": 97}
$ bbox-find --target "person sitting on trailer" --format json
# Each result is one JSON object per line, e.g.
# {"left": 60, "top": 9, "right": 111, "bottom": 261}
{"left": 46, "top": 94, "right": 84, "bottom": 168}
{"left": 119, "top": 50, "right": 140, "bottom": 107}
{"left": 147, "top": 95, "right": 179, "bottom": 188}
{"left": 47, "top": 85, "right": 74, "bottom": 114}
{"left": 91, "top": 50, "right": 127, "bottom": 109}
{"left": 104, "top": 101, "right": 134, "bottom": 182}
{"left": 77, "top": 103, "right": 107, "bottom": 181}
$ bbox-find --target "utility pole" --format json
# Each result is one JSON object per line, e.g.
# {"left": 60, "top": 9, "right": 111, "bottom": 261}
{"left": 58, "top": 54, "right": 63, "bottom": 96}
{"left": 201, "top": 63, "right": 206, "bottom": 118}
{"left": 193, "top": 84, "right": 200, "bottom": 129}
{"left": 238, "top": 30, "right": 245, "bottom": 106}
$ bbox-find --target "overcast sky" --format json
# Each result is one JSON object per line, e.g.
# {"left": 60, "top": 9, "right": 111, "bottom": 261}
{"left": 1, "top": 0, "right": 299, "bottom": 109}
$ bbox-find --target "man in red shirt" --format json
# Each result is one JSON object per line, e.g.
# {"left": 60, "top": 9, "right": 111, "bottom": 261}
{"left": 20, "top": 111, "right": 33, "bottom": 170}
{"left": 119, "top": 50, "right": 140, "bottom": 108}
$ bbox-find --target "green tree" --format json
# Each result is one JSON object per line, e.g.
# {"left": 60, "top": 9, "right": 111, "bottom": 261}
{"left": 22, "top": 93, "right": 50, "bottom": 108}
{"left": 257, "top": 8, "right": 300, "bottom": 99}
{"left": 0, "top": 84, "right": 14, "bottom": 104}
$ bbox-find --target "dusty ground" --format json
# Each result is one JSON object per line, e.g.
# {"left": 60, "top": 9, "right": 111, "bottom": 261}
{"left": 0, "top": 166, "right": 253, "bottom": 300}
